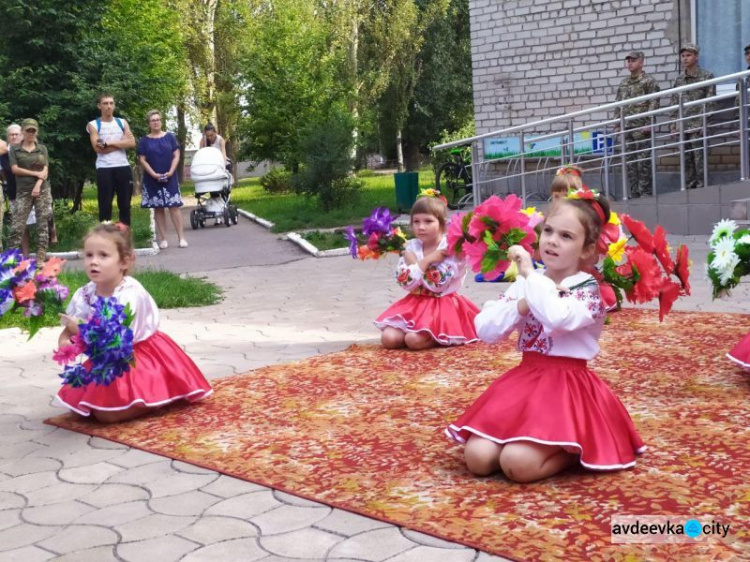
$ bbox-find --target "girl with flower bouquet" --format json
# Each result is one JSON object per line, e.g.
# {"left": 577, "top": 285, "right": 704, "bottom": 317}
{"left": 55, "top": 224, "right": 212, "bottom": 422}
{"left": 446, "top": 193, "right": 645, "bottom": 482}
{"left": 374, "top": 195, "right": 480, "bottom": 350}
{"left": 706, "top": 219, "right": 750, "bottom": 370}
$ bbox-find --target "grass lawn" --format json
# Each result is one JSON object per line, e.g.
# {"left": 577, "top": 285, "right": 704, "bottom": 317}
{"left": 301, "top": 230, "right": 350, "bottom": 251}
{"left": 1, "top": 185, "right": 152, "bottom": 253}
{"left": 227, "top": 168, "right": 436, "bottom": 233}
{"left": 0, "top": 270, "right": 222, "bottom": 333}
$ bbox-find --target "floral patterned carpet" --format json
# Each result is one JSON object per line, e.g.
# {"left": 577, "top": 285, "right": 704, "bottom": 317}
{"left": 46, "top": 310, "right": 750, "bottom": 561}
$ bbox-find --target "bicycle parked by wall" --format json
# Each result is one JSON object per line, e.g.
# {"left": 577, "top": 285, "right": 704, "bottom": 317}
{"left": 435, "top": 149, "right": 473, "bottom": 209}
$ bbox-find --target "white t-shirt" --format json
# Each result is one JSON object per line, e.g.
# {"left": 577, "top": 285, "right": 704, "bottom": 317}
{"left": 87, "top": 118, "right": 130, "bottom": 169}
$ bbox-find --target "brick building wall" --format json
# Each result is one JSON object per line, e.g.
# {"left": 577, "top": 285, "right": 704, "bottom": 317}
{"left": 469, "top": 0, "right": 690, "bottom": 135}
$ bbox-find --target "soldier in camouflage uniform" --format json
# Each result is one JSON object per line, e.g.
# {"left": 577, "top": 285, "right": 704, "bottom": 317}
{"left": 8, "top": 119, "right": 52, "bottom": 262}
{"left": 670, "top": 43, "right": 715, "bottom": 190}
{"left": 614, "top": 50, "right": 660, "bottom": 198}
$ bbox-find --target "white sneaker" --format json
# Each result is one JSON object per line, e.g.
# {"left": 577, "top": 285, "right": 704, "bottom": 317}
{"left": 179, "top": 239, "right": 189, "bottom": 248}
{"left": 159, "top": 240, "right": 168, "bottom": 249}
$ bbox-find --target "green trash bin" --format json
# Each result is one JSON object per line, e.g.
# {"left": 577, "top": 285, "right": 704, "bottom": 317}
{"left": 394, "top": 171, "right": 419, "bottom": 213}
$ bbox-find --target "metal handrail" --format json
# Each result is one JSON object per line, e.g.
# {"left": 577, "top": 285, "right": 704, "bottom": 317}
{"left": 433, "top": 69, "right": 750, "bottom": 208}
{"left": 434, "top": 69, "right": 750, "bottom": 151}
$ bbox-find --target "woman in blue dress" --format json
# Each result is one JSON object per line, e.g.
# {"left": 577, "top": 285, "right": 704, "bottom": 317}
{"left": 138, "top": 110, "right": 187, "bottom": 249}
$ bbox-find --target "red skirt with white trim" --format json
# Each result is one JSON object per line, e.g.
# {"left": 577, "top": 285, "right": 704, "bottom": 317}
{"left": 446, "top": 352, "right": 645, "bottom": 470}
{"left": 374, "top": 292, "right": 480, "bottom": 346}
{"left": 56, "top": 331, "right": 212, "bottom": 416}
{"left": 727, "top": 331, "right": 750, "bottom": 371}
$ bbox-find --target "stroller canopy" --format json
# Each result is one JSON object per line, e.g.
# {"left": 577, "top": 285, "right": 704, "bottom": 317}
{"left": 191, "top": 147, "right": 230, "bottom": 194}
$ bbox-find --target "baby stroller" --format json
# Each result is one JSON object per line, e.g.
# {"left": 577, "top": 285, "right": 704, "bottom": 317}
{"left": 189, "top": 146, "right": 238, "bottom": 229}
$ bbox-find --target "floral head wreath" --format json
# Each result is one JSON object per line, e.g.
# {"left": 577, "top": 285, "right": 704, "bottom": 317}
{"left": 418, "top": 188, "right": 448, "bottom": 206}
{"left": 556, "top": 165, "right": 582, "bottom": 178}
{"left": 566, "top": 186, "right": 621, "bottom": 253}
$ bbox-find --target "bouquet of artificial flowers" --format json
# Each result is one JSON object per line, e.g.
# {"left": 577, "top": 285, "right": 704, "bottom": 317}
{"left": 344, "top": 207, "right": 407, "bottom": 260}
{"left": 446, "top": 194, "right": 540, "bottom": 280}
{"left": 706, "top": 219, "right": 750, "bottom": 298}
{"left": 599, "top": 214, "right": 691, "bottom": 320}
{"left": 54, "top": 297, "right": 135, "bottom": 388}
{"left": 0, "top": 250, "right": 68, "bottom": 338}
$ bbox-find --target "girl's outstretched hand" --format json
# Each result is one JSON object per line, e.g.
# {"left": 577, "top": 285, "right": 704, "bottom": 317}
{"left": 508, "top": 245, "right": 534, "bottom": 277}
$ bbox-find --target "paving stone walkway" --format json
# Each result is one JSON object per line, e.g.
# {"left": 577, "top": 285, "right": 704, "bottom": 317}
{"left": 1, "top": 214, "right": 747, "bottom": 561}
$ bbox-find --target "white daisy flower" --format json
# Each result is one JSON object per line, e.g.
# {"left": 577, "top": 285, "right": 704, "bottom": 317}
{"left": 718, "top": 254, "right": 740, "bottom": 286}
{"left": 737, "top": 234, "right": 750, "bottom": 246}
{"left": 709, "top": 219, "right": 738, "bottom": 246}
{"left": 710, "top": 236, "right": 739, "bottom": 270}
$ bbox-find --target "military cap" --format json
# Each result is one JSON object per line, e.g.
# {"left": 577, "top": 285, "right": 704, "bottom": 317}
{"left": 625, "top": 51, "right": 644, "bottom": 60}
{"left": 680, "top": 43, "right": 699, "bottom": 55}
{"left": 21, "top": 118, "right": 39, "bottom": 131}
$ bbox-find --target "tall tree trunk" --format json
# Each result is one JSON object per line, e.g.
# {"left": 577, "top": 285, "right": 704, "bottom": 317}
{"left": 202, "top": 0, "right": 219, "bottom": 125}
{"left": 396, "top": 128, "right": 404, "bottom": 172}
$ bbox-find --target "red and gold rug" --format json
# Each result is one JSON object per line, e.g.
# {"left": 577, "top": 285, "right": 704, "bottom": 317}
{"left": 46, "top": 310, "right": 750, "bottom": 561}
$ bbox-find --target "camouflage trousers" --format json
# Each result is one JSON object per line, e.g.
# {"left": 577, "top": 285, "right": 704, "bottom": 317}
{"left": 684, "top": 132, "right": 705, "bottom": 190}
{"left": 624, "top": 131, "right": 652, "bottom": 198}
{"left": 9, "top": 184, "right": 52, "bottom": 262}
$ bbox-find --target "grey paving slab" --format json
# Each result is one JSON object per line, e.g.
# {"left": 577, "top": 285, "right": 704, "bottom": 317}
{"left": 259, "top": 527, "right": 343, "bottom": 558}
{"left": 0, "top": 472, "right": 59, "bottom": 494}
{"left": 180, "top": 538, "right": 268, "bottom": 562}
{"left": 200, "top": 475, "right": 267, "bottom": 498}
{"left": 251, "top": 504, "right": 331, "bottom": 535}
{"left": 49, "top": 545, "right": 119, "bottom": 562}
{"left": 204, "top": 491, "right": 282, "bottom": 520}
{"left": 327, "top": 527, "right": 416, "bottom": 561}
{"left": 0, "top": 546, "right": 54, "bottom": 562}
{"left": 177, "top": 516, "right": 259, "bottom": 545}
{"left": 107, "top": 448, "right": 166, "bottom": 468}
{"left": 58, "top": 462, "right": 123, "bottom": 484}
{"left": 314, "top": 509, "right": 391, "bottom": 537}
{"left": 0, "top": 492, "right": 25, "bottom": 511}
{"left": 116, "top": 535, "right": 199, "bottom": 562}
{"left": 78, "top": 483, "right": 150, "bottom": 508}
{"left": 23, "top": 500, "right": 95, "bottom": 525}
{"left": 149, "top": 490, "right": 222, "bottom": 516}
{"left": 37, "top": 525, "right": 119, "bottom": 555}
{"left": 0, "top": 458, "right": 61, "bottom": 477}
{"left": 0, "top": 523, "right": 62, "bottom": 552}
{"left": 389, "top": 547, "right": 477, "bottom": 562}
{"left": 116, "top": 513, "right": 197, "bottom": 542}
{"left": 24, "top": 482, "right": 97, "bottom": 507}
{"left": 0, "top": 509, "right": 21, "bottom": 532}
{"left": 73, "top": 500, "right": 152, "bottom": 527}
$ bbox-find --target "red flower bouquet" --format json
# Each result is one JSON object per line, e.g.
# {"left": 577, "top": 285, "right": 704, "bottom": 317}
{"left": 601, "top": 215, "right": 691, "bottom": 320}
{"left": 447, "top": 195, "right": 537, "bottom": 280}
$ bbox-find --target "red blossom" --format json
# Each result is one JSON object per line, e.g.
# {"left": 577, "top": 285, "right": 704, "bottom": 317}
{"left": 621, "top": 246, "right": 663, "bottom": 303}
{"left": 658, "top": 279, "right": 682, "bottom": 321}
{"left": 621, "top": 214, "right": 655, "bottom": 253}
{"left": 446, "top": 212, "right": 470, "bottom": 256}
{"left": 674, "top": 244, "right": 691, "bottom": 295}
{"left": 652, "top": 226, "right": 674, "bottom": 274}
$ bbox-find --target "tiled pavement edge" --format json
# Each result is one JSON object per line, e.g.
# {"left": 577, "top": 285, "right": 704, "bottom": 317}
{"left": 1, "top": 222, "right": 747, "bottom": 561}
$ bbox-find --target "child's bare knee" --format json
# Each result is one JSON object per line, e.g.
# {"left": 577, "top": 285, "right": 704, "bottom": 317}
{"left": 381, "top": 329, "right": 405, "bottom": 349}
{"left": 499, "top": 447, "right": 540, "bottom": 483}
{"left": 404, "top": 331, "right": 433, "bottom": 350}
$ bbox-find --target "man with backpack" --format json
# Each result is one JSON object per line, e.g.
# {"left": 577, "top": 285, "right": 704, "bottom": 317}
{"left": 86, "top": 93, "right": 136, "bottom": 225}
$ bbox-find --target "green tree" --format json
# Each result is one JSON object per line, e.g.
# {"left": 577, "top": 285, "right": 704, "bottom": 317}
{"left": 0, "top": 0, "right": 187, "bottom": 202}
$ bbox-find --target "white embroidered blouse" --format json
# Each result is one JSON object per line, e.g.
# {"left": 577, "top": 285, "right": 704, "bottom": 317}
{"left": 395, "top": 237, "right": 468, "bottom": 297}
{"left": 475, "top": 270, "right": 606, "bottom": 359}
{"left": 64, "top": 276, "right": 159, "bottom": 343}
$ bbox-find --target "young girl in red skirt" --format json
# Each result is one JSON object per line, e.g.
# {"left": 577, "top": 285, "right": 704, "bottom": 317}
{"left": 446, "top": 194, "right": 644, "bottom": 482}
{"left": 56, "top": 223, "right": 212, "bottom": 423}
{"left": 375, "top": 195, "right": 479, "bottom": 350}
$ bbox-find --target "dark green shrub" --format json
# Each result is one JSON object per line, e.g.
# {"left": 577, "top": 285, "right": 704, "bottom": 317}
{"left": 297, "top": 105, "right": 357, "bottom": 211}
{"left": 260, "top": 168, "right": 294, "bottom": 193}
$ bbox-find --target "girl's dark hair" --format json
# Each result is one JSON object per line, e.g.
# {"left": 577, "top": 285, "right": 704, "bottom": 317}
{"left": 84, "top": 223, "right": 135, "bottom": 275}
{"left": 410, "top": 196, "right": 448, "bottom": 231}
{"left": 548, "top": 195, "right": 611, "bottom": 249}
{"left": 203, "top": 123, "right": 216, "bottom": 133}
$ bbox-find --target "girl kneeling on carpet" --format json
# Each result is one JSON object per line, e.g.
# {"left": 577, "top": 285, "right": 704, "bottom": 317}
{"left": 55, "top": 223, "right": 212, "bottom": 423}
{"left": 446, "top": 193, "right": 644, "bottom": 482}
{"left": 375, "top": 195, "right": 480, "bottom": 350}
